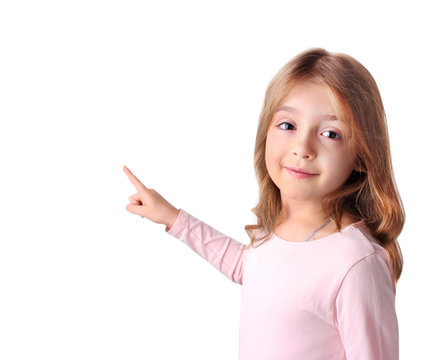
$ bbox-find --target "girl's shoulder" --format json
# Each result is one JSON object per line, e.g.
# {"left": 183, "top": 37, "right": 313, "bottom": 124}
{"left": 316, "top": 220, "right": 386, "bottom": 274}
{"left": 244, "top": 225, "right": 273, "bottom": 248}
{"left": 336, "top": 220, "right": 379, "bottom": 256}
{"left": 339, "top": 222, "right": 397, "bottom": 293}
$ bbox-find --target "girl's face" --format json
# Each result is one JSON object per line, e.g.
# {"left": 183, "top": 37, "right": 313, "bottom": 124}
{"left": 265, "top": 81, "right": 356, "bottom": 208}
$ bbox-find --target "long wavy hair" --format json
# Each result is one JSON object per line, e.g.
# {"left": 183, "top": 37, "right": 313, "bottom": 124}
{"left": 243, "top": 48, "right": 405, "bottom": 285}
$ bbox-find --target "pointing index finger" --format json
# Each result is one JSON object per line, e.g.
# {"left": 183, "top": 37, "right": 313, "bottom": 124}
{"left": 123, "top": 166, "right": 147, "bottom": 191}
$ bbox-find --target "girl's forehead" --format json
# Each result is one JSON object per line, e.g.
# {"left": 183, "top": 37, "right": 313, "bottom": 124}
{"left": 275, "top": 84, "right": 341, "bottom": 120}
{"left": 282, "top": 80, "right": 335, "bottom": 103}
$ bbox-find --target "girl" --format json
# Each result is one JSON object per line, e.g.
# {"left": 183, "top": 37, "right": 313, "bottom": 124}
{"left": 123, "top": 47, "right": 404, "bottom": 360}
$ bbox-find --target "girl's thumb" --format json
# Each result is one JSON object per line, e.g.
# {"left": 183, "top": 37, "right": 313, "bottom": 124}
{"left": 125, "top": 203, "right": 145, "bottom": 218}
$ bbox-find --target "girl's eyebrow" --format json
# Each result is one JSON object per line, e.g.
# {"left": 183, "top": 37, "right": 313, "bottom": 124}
{"left": 276, "top": 105, "right": 298, "bottom": 114}
{"left": 276, "top": 105, "right": 338, "bottom": 120}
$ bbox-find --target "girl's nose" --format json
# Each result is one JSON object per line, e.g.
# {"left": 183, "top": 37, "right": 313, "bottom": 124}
{"left": 292, "top": 132, "right": 316, "bottom": 160}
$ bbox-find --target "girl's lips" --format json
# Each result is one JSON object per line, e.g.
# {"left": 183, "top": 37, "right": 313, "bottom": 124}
{"left": 285, "top": 167, "right": 318, "bottom": 179}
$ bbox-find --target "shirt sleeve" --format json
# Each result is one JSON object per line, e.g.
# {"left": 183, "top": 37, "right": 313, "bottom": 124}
{"left": 164, "top": 208, "right": 250, "bottom": 285}
{"left": 335, "top": 251, "right": 399, "bottom": 360}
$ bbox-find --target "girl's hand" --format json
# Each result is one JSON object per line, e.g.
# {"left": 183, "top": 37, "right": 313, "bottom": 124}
{"left": 123, "top": 165, "right": 180, "bottom": 228}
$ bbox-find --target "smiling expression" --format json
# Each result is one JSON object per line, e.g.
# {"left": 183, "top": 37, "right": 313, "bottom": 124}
{"left": 265, "top": 80, "right": 356, "bottom": 206}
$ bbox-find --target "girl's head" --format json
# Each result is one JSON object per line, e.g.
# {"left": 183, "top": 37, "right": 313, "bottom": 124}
{"left": 245, "top": 47, "right": 404, "bottom": 283}
{"left": 264, "top": 79, "right": 357, "bottom": 214}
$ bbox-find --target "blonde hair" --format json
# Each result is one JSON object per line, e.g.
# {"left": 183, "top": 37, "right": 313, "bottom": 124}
{"left": 243, "top": 48, "right": 405, "bottom": 284}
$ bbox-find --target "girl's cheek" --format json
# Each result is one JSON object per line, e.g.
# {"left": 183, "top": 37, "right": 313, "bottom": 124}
{"left": 272, "top": 128, "right": 288, "bottom": 143}
{"left": 266, "top": 131, "right": 280, "bottom": 148}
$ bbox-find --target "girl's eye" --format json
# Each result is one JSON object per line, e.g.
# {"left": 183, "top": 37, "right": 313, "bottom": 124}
{"left": 321, "top": 130, "right": 341, "bottom": 140}
{"left": 277, "top": 122, "right": 341, "bottom": 140}
{"left": 278, "top": 122, "right": 296, "bottom": 131}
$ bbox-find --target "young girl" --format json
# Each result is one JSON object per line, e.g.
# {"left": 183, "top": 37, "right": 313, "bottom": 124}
{"left": 123, "top": 47, "right": 404, "bottom": 360}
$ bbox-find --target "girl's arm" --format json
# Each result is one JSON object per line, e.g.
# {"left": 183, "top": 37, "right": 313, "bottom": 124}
{"left": 335, "top": 251, "right": 399, "bottom": 360}
{"left": 165, "top": 208, "right": 249, "bottom": 286}
{"left": 123, "top": 165, "right": 249, "bottom": 285}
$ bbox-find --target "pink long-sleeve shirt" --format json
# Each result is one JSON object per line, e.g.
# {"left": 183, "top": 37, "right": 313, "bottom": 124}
{"left": 165, "top": 208, "right": 399, "bottom": 360}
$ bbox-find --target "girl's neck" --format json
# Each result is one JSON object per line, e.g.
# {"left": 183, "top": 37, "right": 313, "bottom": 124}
{"left": 280, "top": 199, "right": 328, "bottom": 226}
{"left": 276, "top": 199, "right": 359, "bottom": 242}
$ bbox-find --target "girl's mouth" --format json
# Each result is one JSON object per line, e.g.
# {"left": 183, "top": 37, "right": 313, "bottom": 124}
{"left": 284, "top": 167, "right": 318, "bottom": 179}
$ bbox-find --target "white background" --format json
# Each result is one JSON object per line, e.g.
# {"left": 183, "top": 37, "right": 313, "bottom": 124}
{"left": 1, "top": 0, "right": 445, "bottom": 359}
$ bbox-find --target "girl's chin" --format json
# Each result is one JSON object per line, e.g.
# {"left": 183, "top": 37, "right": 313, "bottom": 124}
{"left": 280, "top": 192, "right": 323, "bottom": 204}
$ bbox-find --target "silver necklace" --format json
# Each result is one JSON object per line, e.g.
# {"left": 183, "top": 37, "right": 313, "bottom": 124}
{"left": 303, "top": 217, "right": 333, "bottom": 242}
